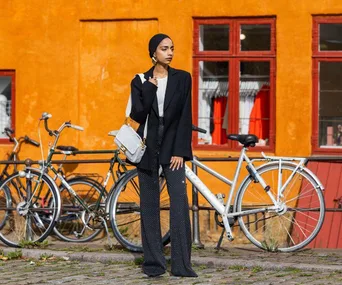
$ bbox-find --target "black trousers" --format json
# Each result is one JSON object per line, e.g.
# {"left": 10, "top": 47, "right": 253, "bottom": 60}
{"left": 137, "top": 118, "right": 197, "bottom": 277}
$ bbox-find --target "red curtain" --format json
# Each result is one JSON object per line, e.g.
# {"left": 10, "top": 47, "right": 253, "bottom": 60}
{"left": 212, "top": 97, "right": 228, "bottom": 144}
{"left": 249, "top": 85, "right": 270, "bottom": 139}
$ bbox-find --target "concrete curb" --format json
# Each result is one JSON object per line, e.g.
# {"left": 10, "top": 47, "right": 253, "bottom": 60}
{"left": 3, "top": 248, "right": 341, "bottom": 273}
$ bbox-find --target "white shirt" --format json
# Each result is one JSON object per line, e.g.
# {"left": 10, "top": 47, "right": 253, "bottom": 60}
{"left": 156, "top": 77, "right": 168, "bottom": 117}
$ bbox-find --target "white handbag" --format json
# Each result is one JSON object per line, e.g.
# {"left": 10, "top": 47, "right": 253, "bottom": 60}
{"left": 114, "top": 74, "right": 148, "bottom": 163}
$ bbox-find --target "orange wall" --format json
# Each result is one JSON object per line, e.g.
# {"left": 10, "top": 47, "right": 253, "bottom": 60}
{"left": 1, "top": 0, "right": 342, "bottom": 203}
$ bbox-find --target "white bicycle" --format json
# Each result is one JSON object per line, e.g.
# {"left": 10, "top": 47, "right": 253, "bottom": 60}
{"left": 109, "top": 129, "right": 325, "bottom": 252}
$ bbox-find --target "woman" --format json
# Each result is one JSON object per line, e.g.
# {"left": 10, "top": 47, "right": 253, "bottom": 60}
{"left": 129, "top": 33, "right": 197, "bottom": 278}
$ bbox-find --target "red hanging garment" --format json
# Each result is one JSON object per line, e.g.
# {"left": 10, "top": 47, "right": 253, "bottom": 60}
{"left": 248, "top": 85, "right": 270, "bottom": 140}
{"left": 212, "top": 97, "right": 228, "bottom": 144}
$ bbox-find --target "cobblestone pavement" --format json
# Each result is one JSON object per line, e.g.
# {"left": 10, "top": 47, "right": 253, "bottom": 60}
{"left": 1, "top": 238, "right": 342, "bottom": 284}
{"left": 0, "top": 258, "right": 342, "bottom": 285}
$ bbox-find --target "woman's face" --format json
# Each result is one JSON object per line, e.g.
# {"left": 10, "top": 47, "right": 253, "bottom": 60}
{"left": 154, "top": 38, "right": 174, "bottom": 65}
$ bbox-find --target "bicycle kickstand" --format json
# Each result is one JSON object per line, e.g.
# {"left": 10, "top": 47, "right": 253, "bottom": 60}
{"left": 215, "top": 228, "right": 226, "bottom": 251}
{"left": 98, "top": 216, "right": 114, "bottom": 249}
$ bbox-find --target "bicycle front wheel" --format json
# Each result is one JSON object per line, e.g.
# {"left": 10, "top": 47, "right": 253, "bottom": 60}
{"left": 0, "top": 169, "right": 60, "bottom": 247}
{"left": 109, "top": 168, "right": 170, "bottom": 252}
{"left": 53, "top": 177, "right": 107, "bottom": 242}
{"left": 235, "top": 163, "right": 325, "bottom": 252}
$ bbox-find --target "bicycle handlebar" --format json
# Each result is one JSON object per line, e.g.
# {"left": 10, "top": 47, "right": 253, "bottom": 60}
{"left": 3, "top": 128, "right": 14, "bottom": 142}
{"left": 68, "top": 123, "right": 84, "bottom": 131}
{"left": 4, "top": 127, "right": 14, "bottom": 134}
{"left": 192, "top": 125, "right": 207, "bottom": 134}
{"left": 2, "top": 128, "right": 40, "bottom": 150}
{"left": 24, "top": 136, "right": 40, "bottom": 147}
{"left": 40, "top": 112, "right": 84, "bottom": 138}
{"left": 41, "top": 112, "right": 56, "bottom": 136}
{"left": 41, "top": 112, "right": 52, "bottom": 120}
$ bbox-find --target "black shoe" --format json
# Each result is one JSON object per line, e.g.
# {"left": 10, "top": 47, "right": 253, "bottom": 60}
{"left": 147, "top": 271, "right": 167, "bottom": 278}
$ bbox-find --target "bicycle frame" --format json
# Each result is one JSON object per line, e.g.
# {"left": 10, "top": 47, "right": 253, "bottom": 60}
{"left": 30, "top": 117, "right": 131, "bottom": 219}
{"left": 185, "top": 147, "right": 324, "bottom": 241}
{"left": 21, "top": 119, "right": 86, "bottom": 213}
{"left": 0, "top": 130, "right": 41, "bottom": 205}
{"left": 0, "top": 131, "right": 39, "bottom": 181}
{"left": 50, "top": 151, "right": 129, "bottom": 213}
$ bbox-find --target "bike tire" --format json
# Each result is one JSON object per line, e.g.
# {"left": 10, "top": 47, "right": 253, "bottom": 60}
{"left": 235, "top": 162, "right": 325, "bottom": 252}
{"left": 0, "top": 184, "right": 11, "bottom": 230}
{"left": 0, "top": 169, "right": 60, "bottom": 247}
{"left": 53, "top": 177, "right": 107, "bottom": 242}
{"left": 109, "top": 168, "right": 171, "bottom": 252}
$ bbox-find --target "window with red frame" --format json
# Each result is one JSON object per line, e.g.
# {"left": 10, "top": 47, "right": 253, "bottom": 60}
{"left": 193, "top": 18, "right": 276, "bottom": 150}
{"left": 0, "top": 70, "right": 15, "bottom": 141}
{"left": 312, "top": 16, "right": 342, "bottom": 153}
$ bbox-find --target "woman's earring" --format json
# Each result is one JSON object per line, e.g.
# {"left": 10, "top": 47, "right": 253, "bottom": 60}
{"left": 152, "top": 56, "right": 157, "bottom": 65}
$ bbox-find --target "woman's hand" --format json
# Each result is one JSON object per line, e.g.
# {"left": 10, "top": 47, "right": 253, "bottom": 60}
{"left": 148, "top": 76, "right": 158, "bottom": 86}
{"left": 170, "top": 156, "right": 183, "bottom": 171}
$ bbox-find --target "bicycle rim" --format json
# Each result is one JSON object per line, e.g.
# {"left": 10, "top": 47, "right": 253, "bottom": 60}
{"left": 0, "top": 170, "right": 60, "bottom": 247}
{"left": 109, "top": 169, "right": 170, "bottom": 252}
{"left": 0, "top": 184, "right": 11, "bottom": 229}
{"left": 53, "top": 178, "right": 106, "bottom": 242}
{"left": 235, "top": 163, "right": 325, "bottom": 252}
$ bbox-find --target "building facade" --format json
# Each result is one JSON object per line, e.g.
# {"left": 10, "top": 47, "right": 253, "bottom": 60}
{"left": 0, "top": 0, "right": 342, "bottom": 247}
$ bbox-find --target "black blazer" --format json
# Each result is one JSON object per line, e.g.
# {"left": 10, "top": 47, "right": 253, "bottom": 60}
{"left": 129, "top": 66, "right": 193, "bottom": 170}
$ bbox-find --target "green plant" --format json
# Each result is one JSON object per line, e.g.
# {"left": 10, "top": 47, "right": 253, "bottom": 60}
{"left": 39, "top": 253, "right": 54, "bottom": 261}
{"left": 252, "top": 266, "right": 263, "bottom": 273}
{"left": 56, "top": 245, "right": 99, "bottom": 252}
{"left": 261, "top": 238, "right": 279, "bottom": 252}
{"left": 229, "top": 265, "right": 246, "bottom": 271}
{"left": 198, "top": 264, "right": 207, "bottom": 270}
{"left": 283, "top": 267, "right": 302, "bottom": 274}
{"left": 119, "top": 227, "right": 129, "bottom": 237}
{"left": 134, "top": 257, "right": 144, "bottom": 265}
{"left": 18, "top": 240, "right": 49, "bottom": 248}
{"left": 0, "top": 250, "right": 22, "bottom": 260}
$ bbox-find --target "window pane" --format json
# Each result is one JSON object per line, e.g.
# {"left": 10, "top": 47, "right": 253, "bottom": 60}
{"left": 319, "top": 23, "right": 342, "bottom": 51}
{"left": 319, "top": 62, "right": 342, "bottom": 148}
{"left": 240, "top": 24, "right": 271, "bottom": 51}
{"left": 0, "top": 76, "right": 12, "bottom": 138}
{"left": 199, "top": 25, "right": 229, "bottom": 51}
{"left": 198, "top": 61, "right": 229, "bottom": 145}
{"left": 239, "top": 61, "right": 270, "bottom": 146}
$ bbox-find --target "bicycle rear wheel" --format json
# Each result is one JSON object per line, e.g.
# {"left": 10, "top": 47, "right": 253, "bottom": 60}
{"left": 0, "top": 184, "right": 11, "bottom": 229}
{"left": 235, "top": 163, "right": 325, "bottom": 252}
{"left": 53, "top": 177, "right": 107, "bottom": 242}
{"left": 109, "top": 168, "right": 170, "bottom": 252}
{"left": 0, "top": 169, "right": 60, "bottom": 247}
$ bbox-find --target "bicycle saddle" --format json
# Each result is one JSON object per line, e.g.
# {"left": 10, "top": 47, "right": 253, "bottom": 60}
{"left": 227, "top": 134, "right": 259, "bottom": 147}
{"left": 56, "top": 145, "right": 79, "bottom": 152}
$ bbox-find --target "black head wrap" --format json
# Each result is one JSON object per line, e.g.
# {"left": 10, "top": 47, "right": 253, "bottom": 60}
{"left": 148, "top": 33, "right": 171, "bottom": 58}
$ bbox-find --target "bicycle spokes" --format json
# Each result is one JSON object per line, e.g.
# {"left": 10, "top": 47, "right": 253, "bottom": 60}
{"left": 236, "top": 164, "right": 324, "bottom": 252}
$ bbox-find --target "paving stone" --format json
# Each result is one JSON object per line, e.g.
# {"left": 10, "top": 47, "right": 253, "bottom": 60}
{"left": 1, "top": 259, "right": 342, "bottom": 285}
{"left": 1, "top": 238, "right": 342, "bottom": 284}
